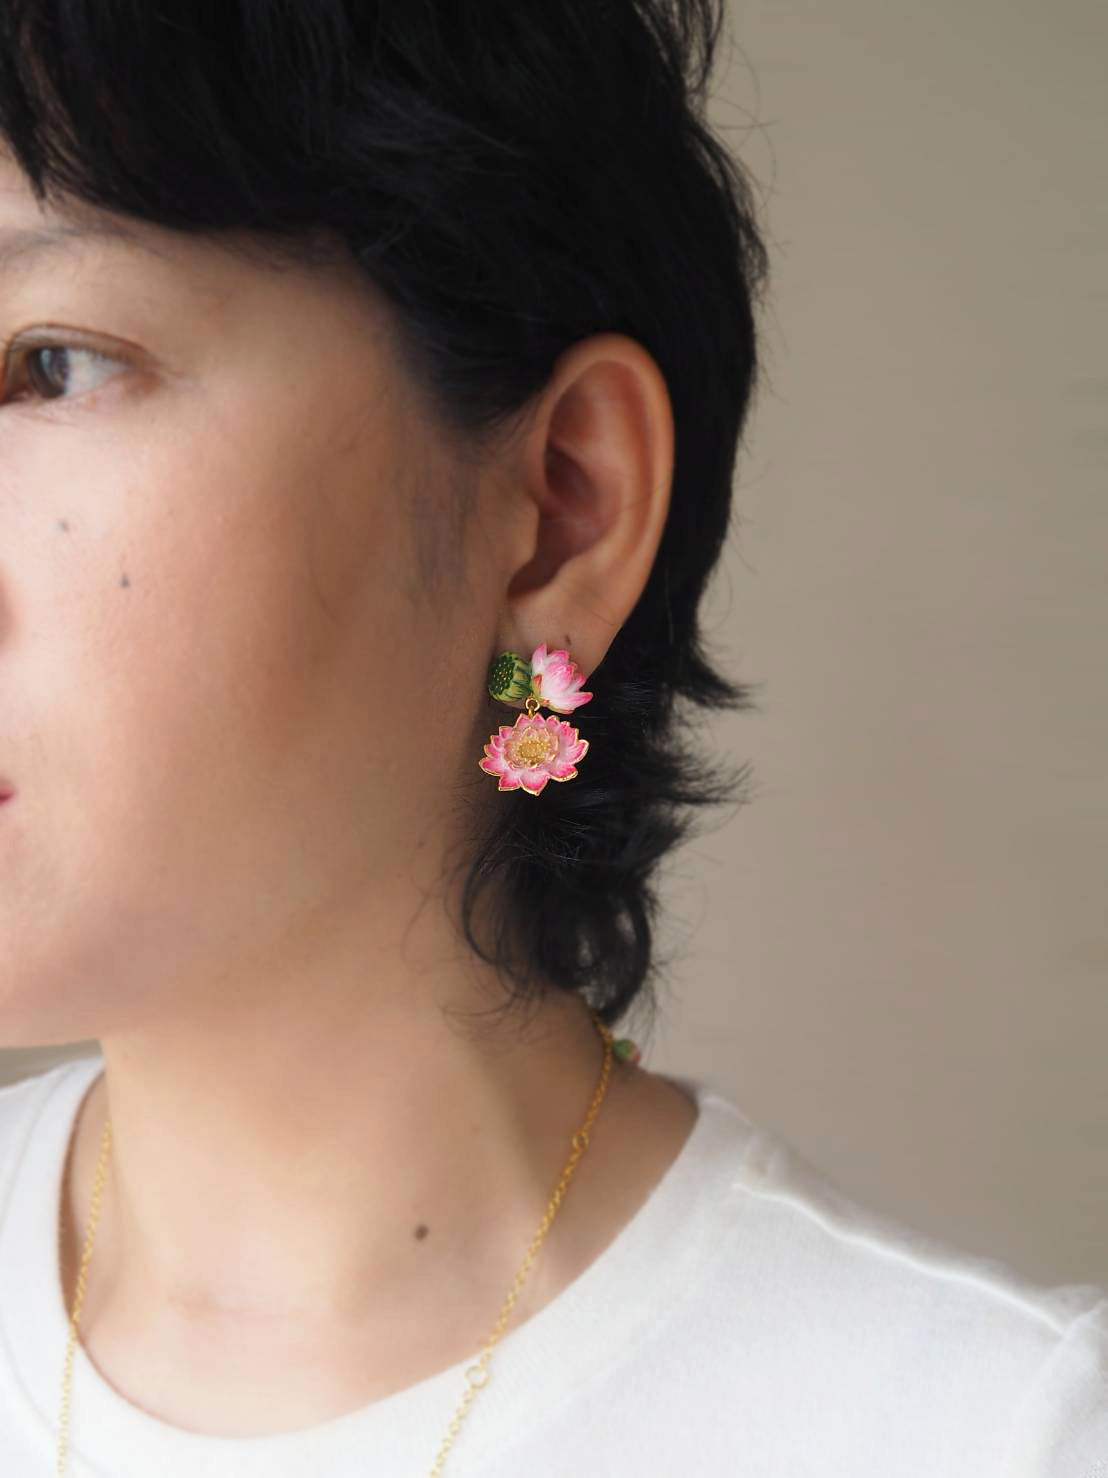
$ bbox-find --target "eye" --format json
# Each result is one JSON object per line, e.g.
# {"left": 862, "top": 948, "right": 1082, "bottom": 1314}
{"left": 2, "top": 338, "right": 127, "bottom": 406}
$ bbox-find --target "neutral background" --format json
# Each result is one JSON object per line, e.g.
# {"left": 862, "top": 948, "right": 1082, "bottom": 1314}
{"left": 3, "top": 2, "right": 1105, "bottom": 1287}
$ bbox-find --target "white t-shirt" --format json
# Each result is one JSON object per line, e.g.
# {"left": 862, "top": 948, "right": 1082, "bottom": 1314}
{"left": 0, "top": 1055, "right": 1104, "bottom": 1477}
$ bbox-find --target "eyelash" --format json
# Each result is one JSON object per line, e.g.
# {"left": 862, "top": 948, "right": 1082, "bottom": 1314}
{"left": 0, "top": 336, "right": 126, "bottom": 408}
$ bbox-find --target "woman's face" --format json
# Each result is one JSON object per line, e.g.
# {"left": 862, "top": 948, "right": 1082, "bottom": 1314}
{"left": 0, "top": 154, "right": 504, "bottom": 1044}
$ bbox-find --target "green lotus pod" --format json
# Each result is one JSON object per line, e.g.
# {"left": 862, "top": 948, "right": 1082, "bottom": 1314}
{"left": 487, "top": 651, "right": 533, "bottom": 705}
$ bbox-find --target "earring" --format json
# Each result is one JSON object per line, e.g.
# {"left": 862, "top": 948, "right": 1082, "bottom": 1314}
{"left": 479, "top": 643, "right": 593, "bottom": 795}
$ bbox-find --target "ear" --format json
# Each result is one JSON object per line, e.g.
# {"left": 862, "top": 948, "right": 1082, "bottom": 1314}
{"left": 491, "top": 333, "right": 674, "bottom": 683}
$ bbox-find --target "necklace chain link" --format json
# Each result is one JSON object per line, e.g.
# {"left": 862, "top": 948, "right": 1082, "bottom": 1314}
{"left": 57, "top": 1010, "right": 619, "bottom": 1475}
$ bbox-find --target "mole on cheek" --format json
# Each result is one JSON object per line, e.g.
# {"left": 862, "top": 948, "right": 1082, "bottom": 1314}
{"left": 57, "top": 519, "right": 69, "bottom": 533}
{"left": 414, "top": 1224, "right": 430, "bottom": 1241}
{"left": 120, "top": 572, "right": 131, "bottom": 588}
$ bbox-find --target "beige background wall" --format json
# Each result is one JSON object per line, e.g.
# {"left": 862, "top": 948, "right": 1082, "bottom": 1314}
{"left": 645, "top": 0, "right": 1107, "bottom": 1287}
{"left": 3, "top": 2, "right": 1105, "bottom": 1286}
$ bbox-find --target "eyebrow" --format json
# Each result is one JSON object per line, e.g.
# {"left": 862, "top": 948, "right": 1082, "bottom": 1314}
{"left": 0, "top": 222, "right": 172, "bottom": 275}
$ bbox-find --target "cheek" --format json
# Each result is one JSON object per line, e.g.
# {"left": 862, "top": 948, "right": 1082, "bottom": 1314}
{"left": 30, "top": 426, "right": 406, "bottom": 940}
{"left": 16, "top": 483, "right": 404, "bottom": 1033}
{"left": 87, "top": 451, "right": 407, "bottom": 855}
{"left": 1, "top": 375, "right": 470, "bottom": 1039}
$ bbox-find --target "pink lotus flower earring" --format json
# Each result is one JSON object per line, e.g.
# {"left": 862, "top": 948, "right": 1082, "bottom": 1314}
{"left": 479, "top": 643, "right": 593, "bottom": 795}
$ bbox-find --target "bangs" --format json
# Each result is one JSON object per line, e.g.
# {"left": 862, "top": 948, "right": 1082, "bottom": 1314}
{"left": 0, "top": 0, "right": 354, "bottom": 240}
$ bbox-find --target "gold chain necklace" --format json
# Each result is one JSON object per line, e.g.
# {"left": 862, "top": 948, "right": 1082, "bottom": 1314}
{"left": 57, "top": 1010, "right": 636, "bottom": 1475}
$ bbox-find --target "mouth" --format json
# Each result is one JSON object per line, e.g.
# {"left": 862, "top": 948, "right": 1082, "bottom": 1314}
{"left": 0, "top": 784, "right": 14, "bottom": 805}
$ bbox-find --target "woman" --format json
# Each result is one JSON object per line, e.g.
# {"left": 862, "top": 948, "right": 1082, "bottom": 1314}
{"left": 0, "top": 2, "right": 1103, "bottom": 1474}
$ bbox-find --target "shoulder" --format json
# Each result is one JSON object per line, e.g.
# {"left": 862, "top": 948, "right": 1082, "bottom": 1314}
{"left": 0, "top": 1055, "right": 102, "bottom": 1228}
{"left": 695, "top": 1083, "right": 1107, "bottom": 1332}
{"left": 0, "top": 1055, "right": 72, "bottom": 1141}
{"left": 676, "top": 1083, "right": 1108, "bottom": 1473}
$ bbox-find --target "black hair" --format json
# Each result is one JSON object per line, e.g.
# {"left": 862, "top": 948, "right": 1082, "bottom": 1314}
{"left": 0, "top": 0, "right": 770, "bottom": 1045}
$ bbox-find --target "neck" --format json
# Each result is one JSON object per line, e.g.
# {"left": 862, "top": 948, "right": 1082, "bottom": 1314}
{"left": 61, "top": 984, "right": 623, "bottom": 1348}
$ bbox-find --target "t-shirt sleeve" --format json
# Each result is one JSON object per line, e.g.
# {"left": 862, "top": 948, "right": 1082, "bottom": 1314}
{"left": 990, "top": 1296, "right": 1108, "bottom": 1477}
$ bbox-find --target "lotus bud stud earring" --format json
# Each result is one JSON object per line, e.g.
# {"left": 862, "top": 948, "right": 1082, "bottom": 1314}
{"left": 479, "top": 643, "right": 593, "bottom": 795}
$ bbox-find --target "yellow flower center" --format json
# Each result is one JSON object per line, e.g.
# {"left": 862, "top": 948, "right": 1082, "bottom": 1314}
{"left": 506, "top": 724, "right": 558, "bottom": 769}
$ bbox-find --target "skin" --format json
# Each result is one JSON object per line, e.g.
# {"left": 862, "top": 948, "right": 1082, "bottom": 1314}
{"left": 0, "top": 149, "right": 696, "bottom": 1437}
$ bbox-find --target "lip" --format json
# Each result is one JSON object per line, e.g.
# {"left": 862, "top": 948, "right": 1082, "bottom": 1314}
{"left": 0, "top": 785, "right": 14, "bottom": 805}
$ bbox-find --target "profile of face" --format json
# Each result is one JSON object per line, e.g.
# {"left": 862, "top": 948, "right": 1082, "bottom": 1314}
{"left": 0, "top": 152, "right": 674, "bottom": 1050}
{"left": 0, "top": 151, "right": 506, "bottom": 1045}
